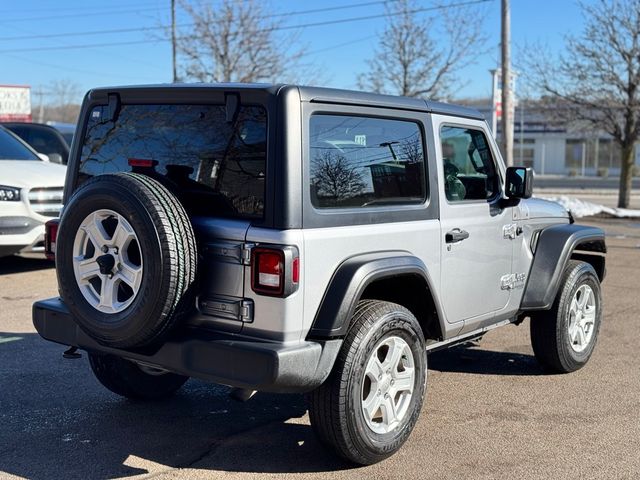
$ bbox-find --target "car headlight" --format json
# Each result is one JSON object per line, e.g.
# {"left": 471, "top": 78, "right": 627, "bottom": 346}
{"left": 0, "top": 186, "right": 21, "bottom": 201}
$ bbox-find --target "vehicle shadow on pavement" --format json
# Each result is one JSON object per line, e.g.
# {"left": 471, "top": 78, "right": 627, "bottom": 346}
{"left": 0, "top": 333, "right": 354, "bottom": 479}
{"left": 0, "top": 256, "right": 54, "bottom": 275}
{"left": 429, "top": 344, "right": 545, "bottom": 376}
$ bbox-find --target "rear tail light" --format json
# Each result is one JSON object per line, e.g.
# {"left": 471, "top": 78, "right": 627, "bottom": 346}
{"left": 45, "top": 218, "right": 60, "bottom": 261}
{"left": 257, "top": 250, "right": 283, "bottom": 290}
{"left": 251, "top": 246, "right": 299, "bottom": 297}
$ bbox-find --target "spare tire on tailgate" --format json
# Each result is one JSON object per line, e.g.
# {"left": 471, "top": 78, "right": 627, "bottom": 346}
{"left": 57, "top": 173, "right": 197, "bottom": 348}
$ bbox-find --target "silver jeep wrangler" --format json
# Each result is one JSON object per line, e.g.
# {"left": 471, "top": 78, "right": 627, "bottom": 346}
{"left": 34, "top": 84, "right": 606, "bottom": 465}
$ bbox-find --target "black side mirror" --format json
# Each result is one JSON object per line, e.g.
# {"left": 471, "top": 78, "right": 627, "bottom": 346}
{"left": 505, "top": 166, "right": 533, "bottom": 199}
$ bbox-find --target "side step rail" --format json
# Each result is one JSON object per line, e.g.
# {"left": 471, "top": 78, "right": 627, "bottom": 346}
{"left": 425, "top": 318, "right": 514, "bottom": 353}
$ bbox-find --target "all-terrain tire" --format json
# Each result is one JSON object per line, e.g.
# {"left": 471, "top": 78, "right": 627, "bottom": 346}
{"left": 88, "top": 353, "right": 188, "bottom": 400}
{"left": 57, "top": 173, "right": 197, "bottom": 348}
{"left": 530, "top": 260, "right": 603, "bottom": 373}
{"left": 308, "top": 300, "right": 427, "bottom": 465}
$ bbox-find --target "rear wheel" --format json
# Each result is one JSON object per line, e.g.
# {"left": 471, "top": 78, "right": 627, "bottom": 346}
{"left": 88, "top": 353, "right": 188, "bottom": 400}
{"left": 530, "top": 260, "right": 602, "bottom": 373}
{"left": 308, "top": 300, "right": 427, "bottom": 465}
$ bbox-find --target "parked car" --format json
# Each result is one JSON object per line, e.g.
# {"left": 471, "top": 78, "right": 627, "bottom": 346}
{"left": 0, "top": 126, "right": 66, "bottom": 257}
{"left": 33, "top": 84, "right": 605, "bottom": 465}
{"left": 2, "top": 122, "right": 70, "bottom": 164}
{"left": 46, "top": 121, "right": 75, "bottom": 146}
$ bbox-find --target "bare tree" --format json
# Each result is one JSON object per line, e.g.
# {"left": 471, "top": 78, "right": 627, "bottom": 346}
{"left": 357, "top": 0, "right": 487, "bottom": 100}
{"left": 527, "top": 0, "right": 640, "bottom": 208}
{"left": 49, "top": 79, "right": 81, "bottom": 107}
{"left": 400, "top": 137, "right": 424, "bottom": 164}
{"left": 312, "top": 151, "right": 366, "bottom": 205}
{"left": 174, "top": 0, "right": 306, "bottom": 83}
{"left": 32, "top": 79, "right": 82, "bottom": 123}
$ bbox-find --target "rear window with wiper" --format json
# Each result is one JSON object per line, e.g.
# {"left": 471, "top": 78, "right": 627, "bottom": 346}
{"left": 78, "top": 104, "right": 267, "bottom": 219}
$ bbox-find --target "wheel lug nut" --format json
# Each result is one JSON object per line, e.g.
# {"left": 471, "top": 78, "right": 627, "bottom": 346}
{"left": 101, "top": 245, "right": 108, "bottom": 253}
{"left": 391, "top": 380, "right": 395, "bottom": 385}
{"left": 384, "top": 393, "right": 389, "bottom": 399}
{"left": 377, "top": 389, "right": 381, "bottom": 396}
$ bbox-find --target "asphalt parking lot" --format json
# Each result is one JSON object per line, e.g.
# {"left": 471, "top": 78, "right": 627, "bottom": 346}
{"left": 1, "top": 217, "right": 639, "bottom": 480}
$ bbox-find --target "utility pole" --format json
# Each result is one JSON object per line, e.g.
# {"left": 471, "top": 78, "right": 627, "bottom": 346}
{"left": 501, "top": 0, "right": 513, "bottom": 166}
{"left": 171, "top": 0, "right": 178, "bottom": 83}
{"left": 35, "top": 86, "right": 45, "bottom": 123}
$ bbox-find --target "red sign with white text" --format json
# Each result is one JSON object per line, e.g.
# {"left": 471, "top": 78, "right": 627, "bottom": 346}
{"left": 0, "top": 85, "right": 32, "bottom": 122}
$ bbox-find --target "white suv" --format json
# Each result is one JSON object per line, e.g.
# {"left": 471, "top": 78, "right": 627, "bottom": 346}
{"left": 0, "top": 126, "right": 66, "bottom": 257}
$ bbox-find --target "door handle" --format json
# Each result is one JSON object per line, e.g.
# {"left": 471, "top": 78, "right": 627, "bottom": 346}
{"left": 445, "top": 229, "right": 469, "bottom": 243}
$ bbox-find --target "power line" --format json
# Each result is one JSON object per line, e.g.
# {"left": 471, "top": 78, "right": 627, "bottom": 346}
{"left": 0, "top": 0, "right": 492, "bottom": 53}
{"left": 3, "top": 52, "right": 160, "bottom": 82}
{"left": 0, "top": 39, "right": 162, "bottom": 54}
{"left": 0, "top": 1, "right": 395, "bottom": 42}
{"left": 0, "top": 1, "right": 164, "bottom": 14}
{"left": 0, "top": 0, "right": 393, "bottom": 27}
{"left": 306, "top": 35, "right": 378, "bottom": 56}
{"left": 261, "top": 0, "right": 491, "bottom": 34}
{"left": 0, "top": 6, "right": 168, "bottom": 23}
{"left": 261, "top": 0, "right": 394, "bottom": 19}
{"left": 0, "top": 25, "right": 169, "bottom": 42}
{"left": 0, "top": 11, "right": 166, "bottom": 72}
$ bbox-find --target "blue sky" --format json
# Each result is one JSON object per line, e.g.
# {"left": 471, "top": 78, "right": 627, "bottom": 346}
{"left": 0, "top": 0, "right": 585, "bottom": 103}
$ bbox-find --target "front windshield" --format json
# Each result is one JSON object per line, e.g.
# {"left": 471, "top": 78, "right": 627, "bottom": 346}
{"left": 0, "top": 128, "right": 39, "bottom": 161}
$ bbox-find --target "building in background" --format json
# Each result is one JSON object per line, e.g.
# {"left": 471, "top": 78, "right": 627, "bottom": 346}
{"left": 460, "top": 98, "right": 640, "bottom": 177}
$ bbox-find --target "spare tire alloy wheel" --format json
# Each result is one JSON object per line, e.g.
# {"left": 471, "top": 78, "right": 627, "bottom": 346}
{"left": 73, "top": 209, "right": 143, "bottom": 314}
{"left": 57, "top": 173, "right": 197, "bottom": 348}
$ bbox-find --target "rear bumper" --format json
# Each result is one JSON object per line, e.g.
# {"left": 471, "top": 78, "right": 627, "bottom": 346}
{"left": 33, "top": 297, "right": 341, "bottom": 393}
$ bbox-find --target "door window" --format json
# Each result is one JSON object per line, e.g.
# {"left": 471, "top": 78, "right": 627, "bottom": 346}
{"left": 309, "top": 114, "right": 426, "bottom": 208}
{"left": 440, "top": 126, "right": 499, "bottom": 202}
{"left": 28, "top": 128, "right": 68, "bottom": 162}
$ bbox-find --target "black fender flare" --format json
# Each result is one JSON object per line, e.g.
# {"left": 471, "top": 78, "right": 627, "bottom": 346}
{"left": 306, "top": 251, "right": 444, "bottom": 339}
{"left": 521, "top": 224, "right": 606, "bottom": 310}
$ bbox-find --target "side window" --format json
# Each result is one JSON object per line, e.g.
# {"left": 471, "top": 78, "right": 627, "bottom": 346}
{"left": 440, "top": 125, "right": 499, "bottom": 202}
{"left": 309, "top": 114, "right": 426, "bottom": 208}
{"left": 30, "top": 129, "right": 67, "bottom": 159}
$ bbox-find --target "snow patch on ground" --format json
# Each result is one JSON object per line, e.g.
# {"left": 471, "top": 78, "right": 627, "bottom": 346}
{"left": 538, "top": 195, "right": 640, "bottom": 219}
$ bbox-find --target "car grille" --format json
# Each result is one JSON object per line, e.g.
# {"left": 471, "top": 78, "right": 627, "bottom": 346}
{"left": 28, "top": 187, "right": 63, "bottom": 217}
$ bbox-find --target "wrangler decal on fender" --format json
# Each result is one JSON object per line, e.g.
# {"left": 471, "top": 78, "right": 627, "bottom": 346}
{"left": 500, "top": 272, "right": 527, "bottom": 290}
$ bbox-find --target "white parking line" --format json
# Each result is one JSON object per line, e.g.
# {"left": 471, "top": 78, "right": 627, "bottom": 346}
{"left": 0, "top": 336, "right": 22, "bottom": 344}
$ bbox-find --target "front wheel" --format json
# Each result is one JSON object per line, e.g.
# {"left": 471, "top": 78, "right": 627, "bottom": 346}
{"left": 530, "top": 260, "right": 603, "bottom": 373}
{"left": 308, "top": 300, "right": 427, "bottom": 465}
{"left": 88, "top": 353, "right": 189, "bottom": 400}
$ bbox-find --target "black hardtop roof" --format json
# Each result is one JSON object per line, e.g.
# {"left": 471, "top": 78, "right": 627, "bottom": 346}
{"left": 87, "top": 83, "right": 484, "bottom": 121}
{"left": 297, "top": 85, "right": 484, "bottom": 120}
